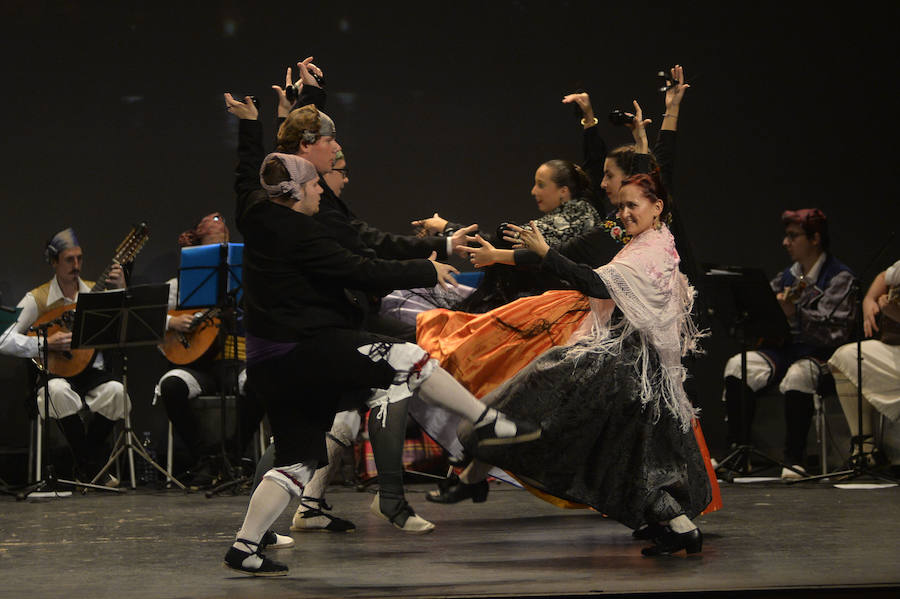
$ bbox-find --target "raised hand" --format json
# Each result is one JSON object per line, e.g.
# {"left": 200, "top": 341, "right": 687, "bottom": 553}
{"left": 270, "top": 67, "right": 296, "bottom": 117}
{"left": 624, "top": 100, "right": 650, "bottom": 153}
{"left": 428, "top": 251, "right": 460, "bottom": 289}
{"left": 224, "top": 92, "right": 260, "bottom": 120}
{"left": 562, "top": 92, "right": 596, "bottom": 127}
{"left": 296, "top": 56, "right": 324, "bottom": 88}
{"left": 664, "top": 64, "right": 690, "bottom": 112}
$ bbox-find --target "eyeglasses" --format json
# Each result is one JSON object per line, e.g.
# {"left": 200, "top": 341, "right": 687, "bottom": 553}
{"left": 783, "top": 231, "right": 805, "bottom": 240}
{"left": 331, "top": 167, "right": 349, "bottom": 177}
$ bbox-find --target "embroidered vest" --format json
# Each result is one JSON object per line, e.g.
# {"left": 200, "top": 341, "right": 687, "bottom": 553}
{"left": 29, "top": 279, "right": 96, "bottom": 318}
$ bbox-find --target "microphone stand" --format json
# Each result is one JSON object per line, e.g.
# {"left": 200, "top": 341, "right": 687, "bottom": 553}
{"left": 791, "top": 234, "right": 899, "bottom": 484}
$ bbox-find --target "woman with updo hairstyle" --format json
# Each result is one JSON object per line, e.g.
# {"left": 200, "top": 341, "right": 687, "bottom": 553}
{"left": 529, "top": 158, "right": 599, "bottom": 247}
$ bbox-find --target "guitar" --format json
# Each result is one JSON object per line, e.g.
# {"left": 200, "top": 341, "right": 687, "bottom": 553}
{"left": 158, "top": 307, "right": 223, "bottom": 365}
{"left": 29, "top": 223, "right": 151, "bottom": 377}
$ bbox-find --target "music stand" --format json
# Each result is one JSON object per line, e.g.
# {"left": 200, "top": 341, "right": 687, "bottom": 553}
{"left": 70, "top": 284, "right": 186, "bottom": 490}
{"left": 704, "top": 265, "right": 801, "bottom": 479}
{"left": 176, "top": 243, "right": 250, "bottom": 496}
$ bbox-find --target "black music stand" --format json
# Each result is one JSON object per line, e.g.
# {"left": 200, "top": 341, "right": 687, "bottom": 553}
{"left": 70, "top": 284, "right": 185, "bottom": 490}
{"left": 704, "top": 265, "right": 801, "bottom": 479}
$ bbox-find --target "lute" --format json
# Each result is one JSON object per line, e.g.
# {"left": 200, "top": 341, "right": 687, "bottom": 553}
{"left": 158, "top": 307, "right": 223, "bottom": 365}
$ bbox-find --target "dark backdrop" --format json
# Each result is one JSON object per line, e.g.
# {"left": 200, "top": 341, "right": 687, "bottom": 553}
{"left": 1, "top": 1, "right": 897, "bottom": 476}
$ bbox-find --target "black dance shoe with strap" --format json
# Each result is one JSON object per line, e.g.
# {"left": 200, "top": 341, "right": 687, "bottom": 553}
{"left": 223, "top": 538, "right": 288, "bottom": 576}
{"left": 641, "top": 526, "right": 703, "bottom": 556}
{"left": 426, "top": 473, "right": 489, "bottom": 504}
{"left": 370, "top": 493, "right": 435, "bottom": 533}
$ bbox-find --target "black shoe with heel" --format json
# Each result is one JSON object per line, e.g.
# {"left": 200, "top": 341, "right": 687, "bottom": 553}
{"left": 632, "top": 522, "right": 666, "bottom": 541}
{"left": 641, "top": 527, "right": 703, "bottom": 556}
{"left": 426, "top": 473, "right": 489, "bottom": 504}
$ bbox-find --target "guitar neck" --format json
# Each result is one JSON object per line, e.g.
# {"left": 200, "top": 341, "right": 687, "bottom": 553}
{"left": 90, "top": 264, "right": 117, "bottom": 292}
{"left": 87, "top": 222, "right": 151, "bottom": 293}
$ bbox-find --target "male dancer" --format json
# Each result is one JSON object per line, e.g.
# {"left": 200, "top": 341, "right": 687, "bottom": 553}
{"left": 227, "top": 67, "right": 478, "bottom": 533}
{"left": 223, "top": 151, "right": 539, "bottom": 576}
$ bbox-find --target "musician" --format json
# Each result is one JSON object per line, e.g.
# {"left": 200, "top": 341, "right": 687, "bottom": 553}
{"left": 0, "top": 228, "right": 127, "bottom": 484}
{"left": 721, "top": 209, "right": 856, "bottom": 477}
{"left": 156, "top": 212, "right": 264, "bottom": 484}
{"left": 828, "top": 259, "right": 900, "bottom": 463}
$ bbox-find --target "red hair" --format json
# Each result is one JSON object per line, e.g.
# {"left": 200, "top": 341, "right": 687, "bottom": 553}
{"left": 619, "top": 173, "right": 670, "bottom": 219}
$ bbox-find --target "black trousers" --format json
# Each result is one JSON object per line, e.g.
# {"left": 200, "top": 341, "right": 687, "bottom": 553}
{"left": 249, "top": 328, "right": 404, "bottom": 467}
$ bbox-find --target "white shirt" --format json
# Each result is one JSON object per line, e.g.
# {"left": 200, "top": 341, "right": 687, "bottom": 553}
{"left": 0, "top": 277, "right": 105, "bottom": 369}
{"left": 885, "top": 259, "right": 900, "bottom": 288}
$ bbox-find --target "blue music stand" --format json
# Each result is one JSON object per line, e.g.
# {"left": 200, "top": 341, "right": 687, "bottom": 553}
{"left": 176, "top": 243, "right": 247, "bottom": 493}
{"left": 178, "top": 243, "right": 243, "bottom": 308}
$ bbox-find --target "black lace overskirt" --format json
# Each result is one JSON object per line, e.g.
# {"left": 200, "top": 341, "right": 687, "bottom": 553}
{"left": 471, "top": 332, "right": 711, "bottom": 529}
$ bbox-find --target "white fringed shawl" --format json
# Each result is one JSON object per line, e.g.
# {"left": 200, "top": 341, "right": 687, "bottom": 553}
{"left": 566, "top": 225, "right": 703, "bottom": 431}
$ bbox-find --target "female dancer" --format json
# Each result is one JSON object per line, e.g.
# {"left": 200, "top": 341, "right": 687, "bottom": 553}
{"left": 459, "top": 174, "right": 711, "bottom": 555}
{"left": 386, "top": 157, "right": 600, "bottom": 320}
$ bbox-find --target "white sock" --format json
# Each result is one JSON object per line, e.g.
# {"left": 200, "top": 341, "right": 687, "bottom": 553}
{"left": 298, "top": 438, "right": 341, "bottom": 509}
{"left": 668, "top": 514, "right": 696, "bottom": 533}
{"left": 233, "top": 479, "right": 292, "bottom": 567}
{"left": 417, "top": 367, "right": 488, "bottom": 423}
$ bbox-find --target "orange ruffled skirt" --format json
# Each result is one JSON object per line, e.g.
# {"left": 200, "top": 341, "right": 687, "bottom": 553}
{"left": 417, "top": 289, "right": 722, "bottom": 515}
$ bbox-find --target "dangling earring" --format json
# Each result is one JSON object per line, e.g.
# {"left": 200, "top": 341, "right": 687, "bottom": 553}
{"left": 654, "top": 215, "right": 662, "bottom": 230}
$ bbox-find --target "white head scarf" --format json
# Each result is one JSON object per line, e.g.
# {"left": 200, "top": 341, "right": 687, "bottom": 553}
{"left": 259, "top": 153, "right": 318, "bottom": 202}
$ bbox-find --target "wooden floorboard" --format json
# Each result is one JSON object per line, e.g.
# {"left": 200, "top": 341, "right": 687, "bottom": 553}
{"left": 1, "top": 480, "right": 899, "bottom": 598}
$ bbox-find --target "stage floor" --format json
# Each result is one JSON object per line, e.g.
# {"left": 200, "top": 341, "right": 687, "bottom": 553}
{"left": 1, "top": 479, "right": 899, "bottom": 598}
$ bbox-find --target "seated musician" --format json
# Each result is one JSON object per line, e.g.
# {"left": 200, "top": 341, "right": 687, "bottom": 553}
{"left": 0, "top": 228, "right": 127, "bottom": 485}
{"left": 156, "top": 212, "right": 264, "bottom": 484}
{"left": 721, "top": 209, "right": 856, "bottom": 477}
{"left": 828, "top": 259, "right": 900, "bottom": 464}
